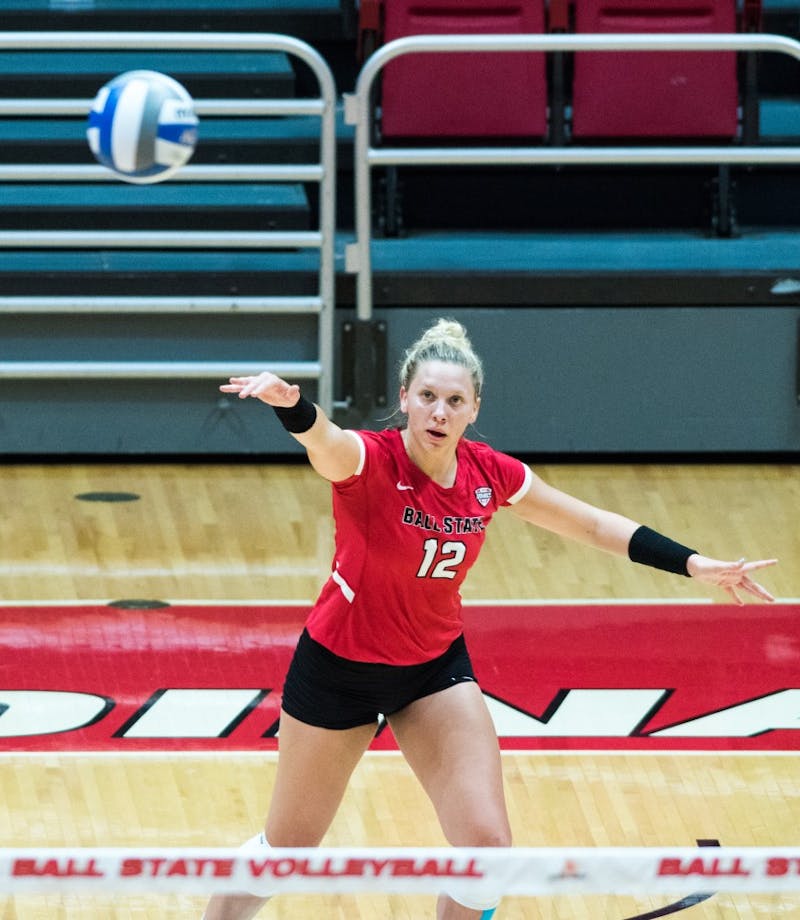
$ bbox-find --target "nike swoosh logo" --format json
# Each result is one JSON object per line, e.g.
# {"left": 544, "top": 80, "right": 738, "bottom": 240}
{"left": 396, "top": 482, "right": 414, "bottom": 490}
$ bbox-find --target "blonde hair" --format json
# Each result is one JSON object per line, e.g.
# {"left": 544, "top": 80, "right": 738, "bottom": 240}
{"left": 399, "top": 317, "right": 484, "bottom": 397}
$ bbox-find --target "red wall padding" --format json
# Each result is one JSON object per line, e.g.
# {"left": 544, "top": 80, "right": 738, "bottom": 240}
{"left": 381, "top": 0, "right": 547, "bottom": 139}
{"left": 572, "top": 0, "right": 739, "bottom": 138}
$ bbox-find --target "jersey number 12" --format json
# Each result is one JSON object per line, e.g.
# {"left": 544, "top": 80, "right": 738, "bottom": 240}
{"left": 416, "top": 538, "right": 466, "bottom": 579}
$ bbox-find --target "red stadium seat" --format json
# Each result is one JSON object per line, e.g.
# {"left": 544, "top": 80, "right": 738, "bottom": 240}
{"left": 379, "top": 0, "right": 548, "bottom": 139}
{"left": 572, "top": 0, "right": 739, "bottom": 139}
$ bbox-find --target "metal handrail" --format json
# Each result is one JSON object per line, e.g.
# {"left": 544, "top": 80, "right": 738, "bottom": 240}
{"left": 347, "top": 32, "right": 800, "bottom": 321}
{"left": 0, "top": 231, "right": 322, "bottom": 248}
{"left": 0, "top": 99, "right": 325, "bottom": 117}
{"left": 0, "top": 165, "right": 324, "bottom": 182}
{"left": 0, "top": 296, "right": 323, "bottom": 314}
{"left": 0, "top": 361, "right": 322, "bottom": 380}
{"left": 0, "top": 31, "right": 337, "bottom": 412}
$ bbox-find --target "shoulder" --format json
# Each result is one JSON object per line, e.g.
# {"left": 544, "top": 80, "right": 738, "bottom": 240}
{"left": 333, "top": 427, "right": 398, "bottom": 485}
{"left": 356, "top": 427, "right": 400, "bottom": 461}
{"left": 460, "top": 438, "right": 532, "bottom": 505}
{"left": 459, "top": 438, "right": 517, "bottom": 470}
{"left": 357, "top": 427, "right": 397, "bottom": 448}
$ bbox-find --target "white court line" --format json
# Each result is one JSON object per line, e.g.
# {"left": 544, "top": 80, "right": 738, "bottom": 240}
{"left": 0, "top": 749, "right": 797, "bottom": 759}
{"left": 0, "top": 598, "right": 311, "bottom": 606}
{"left": 0, "top": 562, "right": 322, "bottom": 578}
{"left": 2, "top": 598, "right": 799, "bottom": 606}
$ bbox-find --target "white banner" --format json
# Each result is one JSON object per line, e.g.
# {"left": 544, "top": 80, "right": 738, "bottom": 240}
{"left": 0, "top": 846, "right": 799, "bottom": 896}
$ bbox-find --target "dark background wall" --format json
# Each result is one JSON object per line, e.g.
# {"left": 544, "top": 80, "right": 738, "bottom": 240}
{"left": 1, "top": 0, "right": 799, "bottom": 458}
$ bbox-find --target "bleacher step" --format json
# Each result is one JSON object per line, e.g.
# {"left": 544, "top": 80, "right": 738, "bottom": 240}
{"left": 0, "top": 0, "right": 355, "bottom": 41}
{"left": 0, "top": 50, "right": 296, "bottom": 98}
{"left": 0, "top": 184, "right": 310, "bottom": 230}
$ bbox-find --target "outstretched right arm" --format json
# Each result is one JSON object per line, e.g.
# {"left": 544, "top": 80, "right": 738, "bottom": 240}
{"left": 221, "top": 372, "right": 362, "bottom": 483}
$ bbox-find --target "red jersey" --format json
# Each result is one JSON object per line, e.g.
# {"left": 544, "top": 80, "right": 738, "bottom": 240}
{"left": 304, "top": 427, "right": 532, "bottom": 665}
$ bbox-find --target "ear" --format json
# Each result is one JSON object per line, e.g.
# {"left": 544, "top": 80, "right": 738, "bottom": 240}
{"left": 399, "top": 386, "right": 409, "bottom": 414}
{"left": 470, "top": 395, "right": 481, "bottom": 424}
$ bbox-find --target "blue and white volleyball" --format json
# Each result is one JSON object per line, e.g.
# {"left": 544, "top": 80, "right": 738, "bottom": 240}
{"left": 87, "top": 70, "right": 198, "bottom": 183}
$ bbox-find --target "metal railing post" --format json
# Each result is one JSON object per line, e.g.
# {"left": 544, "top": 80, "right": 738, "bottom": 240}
{"left": 349, "top": 32, "right": 800, "bottom": 326}
{"left": 0, "top": 31, "right": 338, "bottom": 413}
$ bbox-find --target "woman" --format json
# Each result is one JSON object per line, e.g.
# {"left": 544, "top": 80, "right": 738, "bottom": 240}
{"left": 202, "top": 318, "right": 776, "bottom": 920}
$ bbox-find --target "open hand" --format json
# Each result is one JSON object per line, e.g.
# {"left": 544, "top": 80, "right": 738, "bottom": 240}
{"left": 220, "top": 372, "right": 300, "bottom": 408}
{"left": 687, "top": 555, "right": 778, "bottom": 605}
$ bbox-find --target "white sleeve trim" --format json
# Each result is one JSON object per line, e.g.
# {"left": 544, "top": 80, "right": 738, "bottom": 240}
{"left": 345, "top": 429, "right": 366, "bottom": 476}
{"left": 506, "top": 462, "right": 533, "bottom": 505}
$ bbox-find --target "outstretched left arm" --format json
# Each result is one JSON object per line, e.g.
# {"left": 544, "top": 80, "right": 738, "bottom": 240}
{"left": 509, "top": 469, "right": 777, "bottom": 605}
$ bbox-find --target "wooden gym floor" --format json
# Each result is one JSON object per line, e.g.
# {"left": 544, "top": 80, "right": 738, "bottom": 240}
{"left": 0, "top": 460, "right": 797, "bottom": 919}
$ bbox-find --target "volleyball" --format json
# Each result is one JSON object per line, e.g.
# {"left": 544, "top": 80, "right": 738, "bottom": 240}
{"left": 86, "top": 70, "right": 199, "bottom": 184}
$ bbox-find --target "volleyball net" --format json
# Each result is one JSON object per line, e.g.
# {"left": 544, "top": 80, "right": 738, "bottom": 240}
{"left": 3, "top": 845, "right": 800, "bottom": 898}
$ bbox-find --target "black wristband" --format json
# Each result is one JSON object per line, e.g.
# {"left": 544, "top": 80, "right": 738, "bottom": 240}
{"left": 272, "top": 395, "right": 317, "bottom": 434}
{"left": 628, "top": 525, "right": 697, "bottom": 577}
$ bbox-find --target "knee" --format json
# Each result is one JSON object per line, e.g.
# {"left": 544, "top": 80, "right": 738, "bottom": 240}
{"left": 266, "top": 829, "right": 321, "bottom": 847}
{"left": 265, "top": 822, "right": 325, "bottom": 848}
{"left": 478, "top": 825, "right": 512, "bottom": 849}
{"left": 441, "top": 825, "right": 508, "bottom": 916}
{"left": 441, "top": 826, "right": 508, "bottom": 915}
{"left": 452, "top": 819, "right": 512, "bottom": 850}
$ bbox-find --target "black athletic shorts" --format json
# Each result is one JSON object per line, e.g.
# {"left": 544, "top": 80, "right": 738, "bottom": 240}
{"left": 281, "top": 628, "right": 477, "bottom": 730}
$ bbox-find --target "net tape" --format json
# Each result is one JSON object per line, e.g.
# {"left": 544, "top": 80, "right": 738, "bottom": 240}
{"left": 2, "top": 846, "right": 800, "bottom": 897}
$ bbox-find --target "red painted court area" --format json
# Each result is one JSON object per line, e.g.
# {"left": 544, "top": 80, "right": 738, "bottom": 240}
{"left": 0, "top": 602, "right": 797, "bottom": 752}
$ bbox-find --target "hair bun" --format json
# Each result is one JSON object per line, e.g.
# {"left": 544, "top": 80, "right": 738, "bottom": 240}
{"left": 399, "top": 316, "right": 484, "bottom": 397}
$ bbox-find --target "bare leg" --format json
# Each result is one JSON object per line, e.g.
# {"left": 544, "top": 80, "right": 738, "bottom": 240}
{"left": 201, "top": 892, "right": 265, "bottom": 920}
{"left": 389, "top": 682, "right": 510, "bottom": 920}
{"left": 202, "top": 710, "right": 377, "bottom": 920}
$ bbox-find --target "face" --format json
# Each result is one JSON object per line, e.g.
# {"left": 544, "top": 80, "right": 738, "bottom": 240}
{"left": 399, "top": 360, "right": 480, "bottom": 451}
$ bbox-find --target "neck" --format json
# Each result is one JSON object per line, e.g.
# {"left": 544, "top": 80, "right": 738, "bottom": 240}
{"left": 401, "top": 429, "right": 458, "bottom": 487}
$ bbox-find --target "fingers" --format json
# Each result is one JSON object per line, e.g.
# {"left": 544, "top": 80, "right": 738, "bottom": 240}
{"left": 731, "top": 559, "right": 777, "bottom": 602}
{"left": 219, "top": 375, "right": 253, "bottom": 395}
{"left": 742, "top": 558, "right": 779, "bottom": 573}
{"left": 224, "top": 375, "right": 269, "bottom": 398}
{"left": 723, "top": 585, "right": 744, "bottom": 606}
{"left": 219, "top": 374, "right": 300, "bottom": 406}
{"left": 236, "top": 375, "right": 272, "bottom": 399}
{"left": 696, "top": 556, "right": 777, "bottom": 604}
{"left": 740, "top": 577, "right": 775, "bottom": 603}
{"left": 720, "top": 558, "right": 777, "bottom": 604}
{"left": 721, "top": 558, "right": 778, "bottom": 572}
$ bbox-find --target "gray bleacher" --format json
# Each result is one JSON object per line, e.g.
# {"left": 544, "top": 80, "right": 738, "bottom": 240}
{"left": 0, "top": 5, "right": 343, "bottom": 455}
{"left": 1, "top": 0, "right": 799, "bottom": 457}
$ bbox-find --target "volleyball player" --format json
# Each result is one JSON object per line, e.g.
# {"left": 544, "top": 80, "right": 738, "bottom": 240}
{"left": 202, "top": 317, "right": 776, "bottom": 920}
